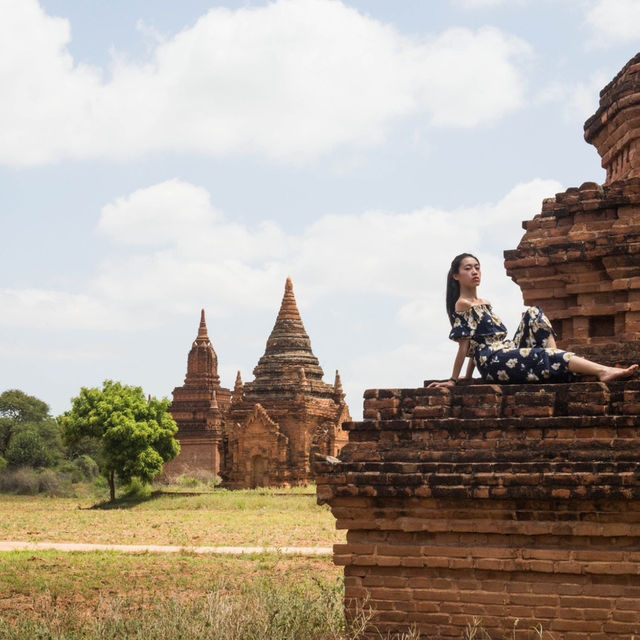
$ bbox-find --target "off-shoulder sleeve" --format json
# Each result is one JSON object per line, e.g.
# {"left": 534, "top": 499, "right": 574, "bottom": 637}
{"left": 449, "top": 310, "right": 474, "bottom": 342}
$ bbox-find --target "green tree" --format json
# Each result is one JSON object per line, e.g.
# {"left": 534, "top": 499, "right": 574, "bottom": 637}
{"left": 60, "top": 380, "right": 180, "bottom": 501}
{"left": 0, "top": 390, "right": 64, "bottom": 465}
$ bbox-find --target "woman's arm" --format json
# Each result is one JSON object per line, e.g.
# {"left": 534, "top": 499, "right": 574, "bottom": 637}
{"left": 427, "top": 339, "right": 469, "bottom": 388}
{"left": 463, "top": 356, "right": 475, "bottom": 380}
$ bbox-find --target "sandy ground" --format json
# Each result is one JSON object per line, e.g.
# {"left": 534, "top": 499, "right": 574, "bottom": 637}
{"left": 0, "top": 540, "right": 333, "bottom": 554}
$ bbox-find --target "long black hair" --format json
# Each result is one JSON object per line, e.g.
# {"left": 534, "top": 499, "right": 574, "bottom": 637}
{"left": 446, "top": 252, "right": 479, "bottom": 325}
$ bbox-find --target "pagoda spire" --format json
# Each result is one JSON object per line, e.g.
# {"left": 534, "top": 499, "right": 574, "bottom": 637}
{"left": 276, "top": 277, "right": 303, "bottom": 323}
{"left": 184, "top": 308, "right": 220, "bottom": 387}
{"left": 251, "top": 278, "right": 325, "bottom": 392}
{"left": 334, "top": 370, "right": 345, "bottom": 403}
{"left": 232, "top": 370, "right": 244, "bottom": 405}
{"left": 196, "top": 308, "right": 209, "bottom": 343}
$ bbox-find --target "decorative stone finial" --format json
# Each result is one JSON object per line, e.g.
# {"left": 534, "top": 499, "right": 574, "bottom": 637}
{"left": 232, "top": 370, "right": 244, "bottom": 404}
{"left": 196, "top": 308, "right": 209, "bottom": 343}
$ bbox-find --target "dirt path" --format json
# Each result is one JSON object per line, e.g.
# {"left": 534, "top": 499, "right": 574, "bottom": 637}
{"left": 0, "top": 540, "right": 333, "bottom": 555}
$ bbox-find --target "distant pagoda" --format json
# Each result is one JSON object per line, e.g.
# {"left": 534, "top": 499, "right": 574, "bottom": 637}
{"left": 166, "top": 279, "right": 349, "bottom": 487}
{"left": 164, "top": 310, "right": 231, "bottom": 478}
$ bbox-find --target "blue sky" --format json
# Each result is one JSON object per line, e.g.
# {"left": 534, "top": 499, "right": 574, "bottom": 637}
{"left": 2, "top": 0, "right": 639, "bottom": 417}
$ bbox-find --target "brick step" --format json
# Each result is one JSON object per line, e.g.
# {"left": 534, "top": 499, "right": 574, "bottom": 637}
{"left": 322, "top": 480, "right": 640, "bottom": 500}
{"left": 336, "top": 443, "right": 640, "bottom": 464}
{"left": 317, "top": 460, "right": 640, "bottom": 474}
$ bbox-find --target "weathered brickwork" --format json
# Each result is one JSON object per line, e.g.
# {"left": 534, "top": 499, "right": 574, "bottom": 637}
{"left": 317, "top": 382, "right": 640, "bottom": 639}
{"left": 316, "top": 53, "right": 640, "bottom": 639}
{"left": 504, "top": 178, "right": 640, "bottom": 367}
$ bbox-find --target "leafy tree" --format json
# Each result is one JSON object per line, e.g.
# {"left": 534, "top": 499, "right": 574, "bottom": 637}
{"left": 60, "top": 380, "right": 180, "bottom": 501}
{"left": 0, "top": 389, "right": 49, "bottom": 423}
{"left": 0, "top": 390, "right": 64, "bottom": 465}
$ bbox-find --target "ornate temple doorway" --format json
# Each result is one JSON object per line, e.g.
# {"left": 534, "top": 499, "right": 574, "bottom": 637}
{"left": 250, "top": 454, "right": 267, "bottom": 488}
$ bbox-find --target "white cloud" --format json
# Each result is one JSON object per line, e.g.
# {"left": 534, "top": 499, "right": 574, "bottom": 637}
{"left": 535, "top": 71, "right": 608, "bottom": 124}
{"left": 585, "top": 0, "right": 640, "bottom": 45}
{"left": 454, "top": 0, "right": 509, "bottom": 8}
{"left": 0, "top": 177, "right": 559, "bottom": 333}
{"left": 99, "top": 179, "right": 219, "bottom": 246}
{"left": 563, "top": 72, "right": 609, "bottom": 122}
{"left": 0, "top": 289, "right": 131, "bottom": 331}
{"left": 1, "top": 0, "right": 531, "bottom": 166}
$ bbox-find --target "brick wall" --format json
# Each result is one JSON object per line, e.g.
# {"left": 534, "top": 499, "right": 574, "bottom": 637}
{"left": 316, "top": 381, "right": 640, "bottom": 639}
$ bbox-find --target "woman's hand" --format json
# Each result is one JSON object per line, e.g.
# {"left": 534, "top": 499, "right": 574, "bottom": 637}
{"left": 427, "top": 379, "right": 455, "bottom": 389}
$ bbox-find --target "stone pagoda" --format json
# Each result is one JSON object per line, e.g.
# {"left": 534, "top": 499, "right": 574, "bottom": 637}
{"left": 315, "top": 52, "right": 640, "bottom": 640}
{"left": 223, "top": 277, "right": 350, "bottom": 488}
{"left": 504, "top": 52, "right": 640, "bottom": 366}
{"left": 164, "top": 310, "right": 231, "bottom": 478}
{"left": 166, "top": 278, "right": 349, "bottom": 487}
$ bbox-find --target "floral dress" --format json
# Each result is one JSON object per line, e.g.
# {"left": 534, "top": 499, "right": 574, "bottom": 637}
{"left": 449, "top": 304, "right": 575, "bottom": 383}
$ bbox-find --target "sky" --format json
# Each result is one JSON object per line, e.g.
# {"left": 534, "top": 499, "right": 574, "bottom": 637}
{"left": 2, "top": 0, "right": 640, "bottom": 419}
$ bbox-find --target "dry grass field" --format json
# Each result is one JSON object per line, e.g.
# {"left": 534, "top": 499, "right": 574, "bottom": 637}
{"left": 0, "top": 488, "right": 362, "bottom": 639}
{"left": 0, "top": 550, "right": 341, "bottom": 620}
{"left": 0, "top": 487, "right": 345, "bottom": 547}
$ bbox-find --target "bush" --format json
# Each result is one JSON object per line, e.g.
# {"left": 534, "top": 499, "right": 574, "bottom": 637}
{"left": 74, "top": 454, "right": 99, "bottom": 479}
{"left": 175, "top": 470, "right": 221, "bottom": 490}
{"left": 5, "top": 429, "right": 54, "bottom": 468}
{"left": 0, "top": 467, "right": 39, "bottom": 494}
{"left": 123, "top": 477, "right": 152, "bottom": 499}
{"left": 37, "top": 468, "right": 72, "bottom": 496}
{"left": 0, "top": 467, "right": 72, "bottom": 496}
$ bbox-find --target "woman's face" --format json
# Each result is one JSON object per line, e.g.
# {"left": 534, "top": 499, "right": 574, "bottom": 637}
{"left": 454, "top": 256, "right": 481, "bottom": 288}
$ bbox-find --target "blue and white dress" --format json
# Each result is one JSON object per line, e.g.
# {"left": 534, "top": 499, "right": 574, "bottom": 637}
{"left": 449, "top": 304, "right": 575, "bottom": 383}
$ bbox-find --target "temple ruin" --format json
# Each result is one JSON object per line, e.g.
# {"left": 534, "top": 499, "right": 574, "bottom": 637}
{"left": 316, "top": 52, "right": 640, "bottom": 639}
{"left": 165, "top": 278, "right": 349, "bottom": 487}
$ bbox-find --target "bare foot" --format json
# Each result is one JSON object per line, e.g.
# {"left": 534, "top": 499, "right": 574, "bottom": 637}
{"left": 598, "top": 364, "right": 639, "bottom": 382}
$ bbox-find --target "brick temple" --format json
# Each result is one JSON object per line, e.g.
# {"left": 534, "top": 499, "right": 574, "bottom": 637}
{"left": 316, "top": 53, "right": 640, "bottom": 639}
{"left": 165, "top": 278, "right": 349, "bottom": 487}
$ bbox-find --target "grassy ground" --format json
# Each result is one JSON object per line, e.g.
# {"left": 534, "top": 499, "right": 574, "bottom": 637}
{"left": 0, "top": 488, "right": 360, "bottom": 638}
{"left": 0, "top": 487, "right": 345, "bottom": 547}
{"left": 0, "top": 551, "right": 358, "bottom": 639}
{"left": 0, "top": 551, "right": 341, "bottom": 620}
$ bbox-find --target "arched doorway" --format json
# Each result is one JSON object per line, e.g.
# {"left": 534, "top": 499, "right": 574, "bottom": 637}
{"left": 250, "top": 455, "right": 267, "bottom": 488}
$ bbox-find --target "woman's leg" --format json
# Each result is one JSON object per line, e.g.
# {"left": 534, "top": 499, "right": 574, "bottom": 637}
{"left": 514, "top": 307, "right": 557, "bottom": 348}
{"left": 568, "top": 356, "right": 638, "bottom": 382}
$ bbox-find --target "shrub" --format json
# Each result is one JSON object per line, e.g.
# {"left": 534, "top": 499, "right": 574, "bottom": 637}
{"left": 175, "top": 470, "right": 221, "bottom": 490}
{"left": 5, "top": 429, "right": 54, "bottom": 468}
{"left": 123, "top": 477, "right": 152, "bottom": 499}
{"left": 0, "top": 467, "right": 72, "bottom": 496}
{"left": 0, "top": 467, "right": 39, "bottom": 494}
{"left": 37, "top": 468, "right": 72, "bottom": 496}
{"left": 73, "top": 454, "right": 100, "bottom": 480}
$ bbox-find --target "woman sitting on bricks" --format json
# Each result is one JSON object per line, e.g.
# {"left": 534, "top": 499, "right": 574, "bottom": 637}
{"left": 428, "top": 253, "right": 638, "bottom": 389}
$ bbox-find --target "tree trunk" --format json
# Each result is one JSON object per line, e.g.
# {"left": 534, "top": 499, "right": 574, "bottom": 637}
{"left": 109, "top": 469, "right": 115, "bottom": 502}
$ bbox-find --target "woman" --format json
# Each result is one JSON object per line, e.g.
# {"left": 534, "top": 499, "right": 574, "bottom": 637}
{"left": 428, "top": 253, "right": 638, "bottom": 388}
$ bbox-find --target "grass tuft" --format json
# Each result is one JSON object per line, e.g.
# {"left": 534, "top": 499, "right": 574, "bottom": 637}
{"left": 0, "top": 576, "right": 398, "bottom": 640}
